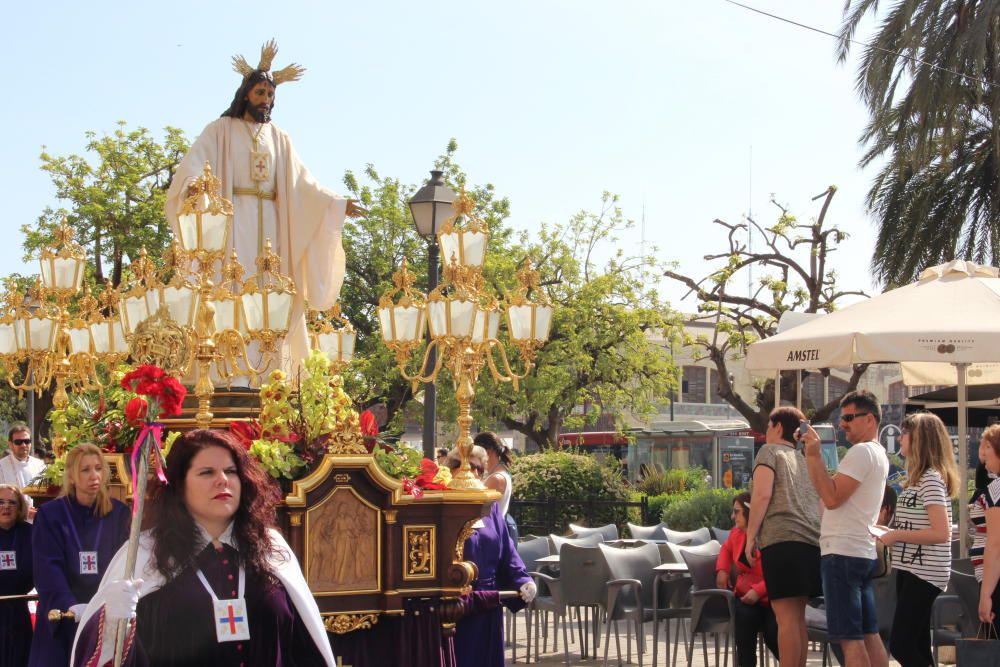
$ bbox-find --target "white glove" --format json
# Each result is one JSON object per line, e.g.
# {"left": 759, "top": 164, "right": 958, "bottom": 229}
{"left": 105, "top": 579, "right": 143, "bottom": 621}
{"left": 68, "top": 604, "right": 87, "bottom": 622}
{"left": 519, "top": 581, "right": 537, "bottom": 604}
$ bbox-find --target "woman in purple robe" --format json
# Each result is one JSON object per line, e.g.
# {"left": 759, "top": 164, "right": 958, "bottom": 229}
{"left": 0, "top": 484, "right": 33, "bottom": 666}
{"left": 448, "top": 446, "right": 535, "bottom": 667}
{"left": 72, "top": 429, "right": 335, "bottom": 666}
{"left": 30, "top": 443, "right": 130, "bottom": 667}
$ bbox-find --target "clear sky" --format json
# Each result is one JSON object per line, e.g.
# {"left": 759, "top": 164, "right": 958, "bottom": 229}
{"left": 3, "top": 0, "right": 879, "bottom": 310}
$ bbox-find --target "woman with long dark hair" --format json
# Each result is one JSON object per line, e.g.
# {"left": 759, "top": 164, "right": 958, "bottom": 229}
{"left": 30, "top": 443, "right": 130, "bottom": 667}
{"left": 71, "top": 429, "right": 334, "bottom": 666}
{"left": 474, "top": 432, "right": 519, "bottom": 541}
{"left": 0, "top": 484, "right": 33, "bottom": 666}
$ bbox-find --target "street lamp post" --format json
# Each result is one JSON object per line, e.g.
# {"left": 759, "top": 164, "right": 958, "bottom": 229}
{"left": 408, "top": 170, "right": 456, "bottom": 459}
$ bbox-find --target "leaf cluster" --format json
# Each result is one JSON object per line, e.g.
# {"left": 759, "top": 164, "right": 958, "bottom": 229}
{"left": 26, "top": 122, "right": 188, "bottom": 288}
{"left": 840, "top": 1, "right": 1000, "bottom": 285}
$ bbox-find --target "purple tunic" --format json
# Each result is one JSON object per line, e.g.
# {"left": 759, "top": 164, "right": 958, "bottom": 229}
{"left": 29, "top": 497, "right": 130, "bottom": 667}
{"left": 124, "top": 542, "right": 324, "bottom": 666}
{"left": 454, "top": 503, "right": 531, "bottom": 667}
{"left": 0, "top": 521, "right": 33, "bottom": 666}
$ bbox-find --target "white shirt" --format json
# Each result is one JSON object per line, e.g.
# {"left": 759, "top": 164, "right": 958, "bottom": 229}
{"left": 0, "top": 453, "right": 45, "bottom": 488}
{"left": 488, "top": 469, "right": 513, "bottom": 516}
{"left": 819, "top": 440, "right": 889, "bottom": 559}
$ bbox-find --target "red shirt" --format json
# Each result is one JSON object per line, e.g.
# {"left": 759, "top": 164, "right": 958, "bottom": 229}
{"left": 715, "top": 526, "right": 769, "bottom": 606}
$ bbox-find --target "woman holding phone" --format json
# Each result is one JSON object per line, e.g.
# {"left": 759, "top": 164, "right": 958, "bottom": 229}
{"left": 744, "top": 406, "right": 822, "bottom": 667}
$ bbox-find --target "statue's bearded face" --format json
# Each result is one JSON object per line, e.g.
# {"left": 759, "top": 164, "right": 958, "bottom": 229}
{"left": 243, "top": 81, "right": 275, "bottom": 123}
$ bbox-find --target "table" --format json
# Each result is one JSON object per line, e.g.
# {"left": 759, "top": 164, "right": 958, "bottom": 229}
{"left": 654, "top": 562, "right": 689, "bottom": 573}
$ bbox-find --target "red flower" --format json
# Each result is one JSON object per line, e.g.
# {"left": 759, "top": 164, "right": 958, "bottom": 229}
{"left": 120, "top": 365, "right": 165, "bottom": 391}
{"left": 121, "top": 365, "right": 187, "bottom": 418}
{"left": 359, "top": 410, "right": 380, "bottom": 437}
{"left": 415, "top": 458, "right": 449, "bottom": 490}
{"left": 229, "top": 420, "right": 262, "bottom": 450}
{"left": 124, "top": 397, "right": 148, "bottom": 428}
{"left": 401, "top": 478, "right": 424, "bottom": 499}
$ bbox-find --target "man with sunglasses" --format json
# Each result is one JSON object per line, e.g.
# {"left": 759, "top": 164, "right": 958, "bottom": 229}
{"left": 0, "top": 421, "right": 45, "bottom": 519}
{"left": 800, "top": 390, "right": 890, "bottom": 667}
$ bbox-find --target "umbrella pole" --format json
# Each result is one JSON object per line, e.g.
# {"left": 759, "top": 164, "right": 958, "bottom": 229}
{"left": 775, "top": 371, "right": 781, "bottom": 407}
{"left": 796, "top": 370, "right": 802, "bottom": 410}
{"left": 955, "top": 362, "right": 969, "bottom": 559}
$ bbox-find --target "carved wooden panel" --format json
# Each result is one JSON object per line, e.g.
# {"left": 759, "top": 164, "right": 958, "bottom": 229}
{"left": 306, "top": 486, "right": 381, "bottom": 595}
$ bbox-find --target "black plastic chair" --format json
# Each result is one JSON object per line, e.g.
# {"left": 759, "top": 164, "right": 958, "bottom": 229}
{"left": 682, "top": 550, "right": 736, "bottom": 667}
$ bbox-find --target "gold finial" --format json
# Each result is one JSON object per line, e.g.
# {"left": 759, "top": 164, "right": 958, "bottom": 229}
{"left": 453, "top": 189, "right": 476, "bottom": 217}
{"left": 54, "top": 218, "right": 75, "bottom": 247}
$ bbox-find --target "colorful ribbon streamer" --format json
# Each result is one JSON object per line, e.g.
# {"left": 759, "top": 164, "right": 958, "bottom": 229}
{"left": 128, "top": 422, "right": 168, "bottom": 516}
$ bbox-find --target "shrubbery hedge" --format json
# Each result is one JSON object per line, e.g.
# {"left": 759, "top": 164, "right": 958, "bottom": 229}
{"left": 660, "top": 487, "right": 741, "bottom": 531}
{"left": 635, "top": 466, "right": 708, "bottom": 496}
{"left": 510, "top": 449, "right": 630, "bottom": 531}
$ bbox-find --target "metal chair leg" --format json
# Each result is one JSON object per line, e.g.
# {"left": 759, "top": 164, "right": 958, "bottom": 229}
{"left": 602, "top": 612, "right": 614, "bottom": 667}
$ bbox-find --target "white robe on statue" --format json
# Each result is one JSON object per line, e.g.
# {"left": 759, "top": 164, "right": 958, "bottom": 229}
{"left": 165, "top": 117, "right": 347, "bottom": 379}
{"left": 70, "top": 527, "right": 335, "bottom": 666}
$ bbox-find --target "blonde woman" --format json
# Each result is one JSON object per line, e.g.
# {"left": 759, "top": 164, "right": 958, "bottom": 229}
{"left": 28, "top": 444, "right": 129, "bottom": 667}
{"left": 877, "top": 413, "right": 958, "bottom": 667}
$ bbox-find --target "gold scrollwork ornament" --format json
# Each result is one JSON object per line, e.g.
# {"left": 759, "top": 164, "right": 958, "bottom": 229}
{"left": 324, "top": 613, "right": 379, "bottom": 634}
{"left": 129, "top": 304, "right": 192, "bottom": 377}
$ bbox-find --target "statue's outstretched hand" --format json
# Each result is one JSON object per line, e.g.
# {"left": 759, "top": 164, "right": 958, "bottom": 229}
{"left": 346, "top": 200, "right": 367, "bottom": 218}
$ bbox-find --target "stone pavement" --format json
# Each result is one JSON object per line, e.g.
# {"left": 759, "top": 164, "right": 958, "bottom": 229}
{"left": 501, "top": 611, "right": 919, "bottom": 666}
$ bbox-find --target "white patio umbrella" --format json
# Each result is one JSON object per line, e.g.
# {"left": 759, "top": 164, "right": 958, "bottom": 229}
{"left": 745, "top": 260, "right": 1000, "bottom": 555}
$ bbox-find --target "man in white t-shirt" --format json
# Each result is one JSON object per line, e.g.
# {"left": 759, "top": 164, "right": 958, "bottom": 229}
{"left": 802, "top": 390, "right": 890, "bottom": 667}
{"left": 0, "top": 422, "right": 45, "bottom": 520}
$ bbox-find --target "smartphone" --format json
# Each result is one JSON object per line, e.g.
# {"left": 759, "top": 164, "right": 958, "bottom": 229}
{"left": 798, "top": 419, "right": 810, "bottom": 439}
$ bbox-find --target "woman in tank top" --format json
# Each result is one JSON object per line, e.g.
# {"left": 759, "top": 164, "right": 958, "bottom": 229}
{"left": 474, "top": 432, "right": 518, "bottom": 541}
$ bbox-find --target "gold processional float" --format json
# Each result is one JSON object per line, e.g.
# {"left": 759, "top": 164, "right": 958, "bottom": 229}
{"left": 1, "top": 163, "right": 553, "bottom": 647}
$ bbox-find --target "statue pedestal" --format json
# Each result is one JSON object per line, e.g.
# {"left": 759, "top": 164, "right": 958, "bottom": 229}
{"left": 278, "top": 453, "right": 499, "bottom": 667}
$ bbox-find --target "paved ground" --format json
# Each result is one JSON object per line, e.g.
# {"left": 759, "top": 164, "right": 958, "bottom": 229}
{"left": 501, "top": 612, "right": 922, "bottom": 666}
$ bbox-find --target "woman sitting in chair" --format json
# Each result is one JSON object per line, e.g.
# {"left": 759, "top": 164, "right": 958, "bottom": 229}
{"left": 717, "top": 492, "right": 778, "bottom": 667}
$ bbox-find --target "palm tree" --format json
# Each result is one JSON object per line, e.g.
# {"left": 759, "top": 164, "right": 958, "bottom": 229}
{"left": 839, "top": 1, "right": 1000, "bottom": 287}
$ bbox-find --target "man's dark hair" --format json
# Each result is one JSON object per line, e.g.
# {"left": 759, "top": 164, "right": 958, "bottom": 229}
{"left": 7, "top": 421, "right": 29, "bottom": 441}
{"left": 436, "top": 448, "right": 449, "bottom": 459}
{"left": 839, "top": 389, "right": 881, "bottom": 423}
{"left": 881, "top": 485, "right": 897, "bottom": 523}
{"left": 221, "top": 71, "right": 276, "bottom": 119}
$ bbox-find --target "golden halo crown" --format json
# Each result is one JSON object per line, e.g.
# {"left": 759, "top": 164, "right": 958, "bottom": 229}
{"left": 231, "top": 39, "right": 305, "bottom": 86}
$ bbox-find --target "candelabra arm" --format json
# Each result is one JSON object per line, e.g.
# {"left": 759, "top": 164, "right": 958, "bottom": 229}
{"left": 396, "top": 338, "right": 445, "bottom": 387}
{"left": 483, "top": 339, "right": 534, "bottom": 392}
{"left": 214, "top": 330, "right": 273, "bottom": 384}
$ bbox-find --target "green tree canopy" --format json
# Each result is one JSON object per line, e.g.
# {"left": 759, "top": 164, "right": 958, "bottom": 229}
{"left": 472, "top": 193, "right": 677, "bottom": 449}
{"left": 24, "top": 122, "right": 188, "bottom": 288}
{"left": 839, "top": 1, "right": 1000, "bottom": 286}
{"left": 337, "top": 144, "right": 676, "bottom": 450}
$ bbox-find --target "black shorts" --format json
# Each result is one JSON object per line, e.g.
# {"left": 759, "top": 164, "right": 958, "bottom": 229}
{"left": 760, "top": 541, "right": 822, "bottom": 600}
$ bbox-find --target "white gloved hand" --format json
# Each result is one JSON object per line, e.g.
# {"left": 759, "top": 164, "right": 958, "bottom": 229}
{"left": 105, "top": 579, "right": 143, "bottom": 621}
{"left": 519, "top": 581, "right": 537, "bottom": 604}
{"left": 68, "top": 604, "right": 87, "bottom": 622}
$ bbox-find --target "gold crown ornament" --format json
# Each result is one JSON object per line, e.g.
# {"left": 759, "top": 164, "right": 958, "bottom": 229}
{"left": 231, "top": 39, "right": 305, "bottom": 86}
